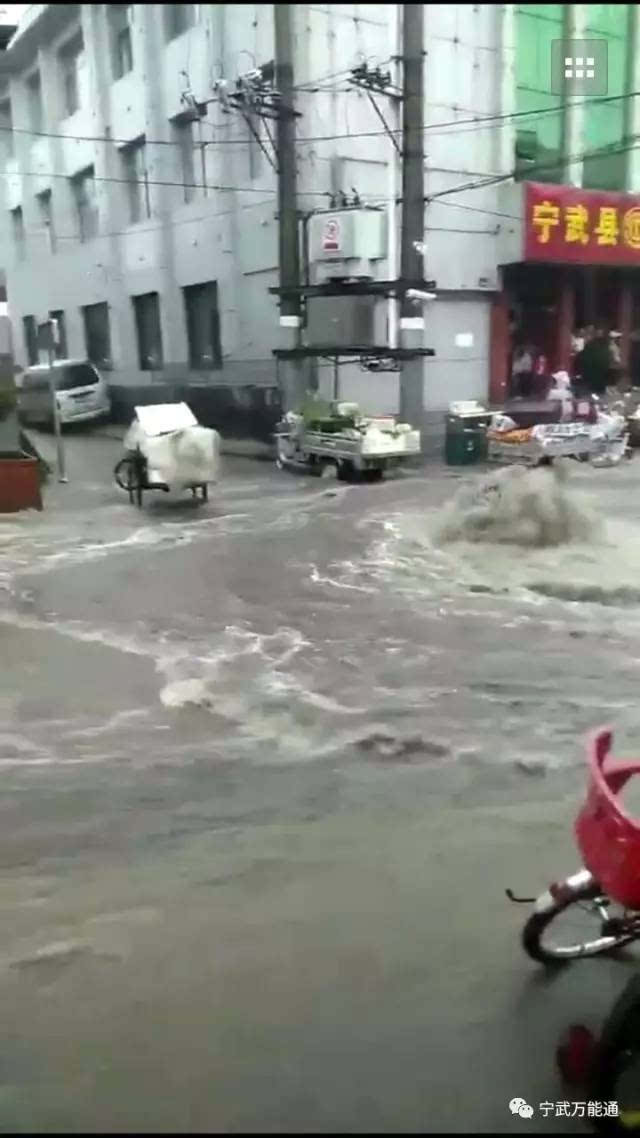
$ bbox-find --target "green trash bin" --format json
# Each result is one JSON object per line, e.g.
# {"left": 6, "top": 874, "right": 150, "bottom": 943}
{"left": 444, "top": 410, "right": 490, "bottom": 466}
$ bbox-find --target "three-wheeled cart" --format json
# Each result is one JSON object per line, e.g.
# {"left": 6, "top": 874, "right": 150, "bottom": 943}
{"left": 275, "top": 410, "right": 421, "bottom": 481}
{"left": 114, "top": 403, "right": 219, "bottom": 507}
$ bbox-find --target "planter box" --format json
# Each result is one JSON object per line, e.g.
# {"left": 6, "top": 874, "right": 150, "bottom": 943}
{"left": 0, "top": 454, "right": 43, "bottom": 512}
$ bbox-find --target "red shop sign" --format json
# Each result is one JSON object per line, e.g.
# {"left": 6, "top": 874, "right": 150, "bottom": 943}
{"left": 524, "top": 181, "right": 640, "bottom": 266}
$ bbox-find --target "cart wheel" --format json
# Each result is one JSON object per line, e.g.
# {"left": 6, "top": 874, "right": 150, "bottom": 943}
{"left": 338, "top": 460, "right": 356, "bottom": 482}
{"left": 320, "top": 461, "right": 339, "bottom": 480}
{"left": 114, "top": 457, "right": 139, "bottom": 504}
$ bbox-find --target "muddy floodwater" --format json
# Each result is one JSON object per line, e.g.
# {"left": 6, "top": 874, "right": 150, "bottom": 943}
{"left": 1, "top": 434, "right": 640, "bottom": 1132}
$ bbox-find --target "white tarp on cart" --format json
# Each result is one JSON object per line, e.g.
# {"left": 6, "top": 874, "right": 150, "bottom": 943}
{"left": 134, "top": 403, "right": 198, "bottom": 436}
{"left": 124, "top": 403, "right": 221, "bottom": 488}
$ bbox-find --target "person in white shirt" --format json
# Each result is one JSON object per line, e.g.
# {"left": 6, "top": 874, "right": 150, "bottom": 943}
{"left": 510, "top": 343, "right": 534, "bottom": 397}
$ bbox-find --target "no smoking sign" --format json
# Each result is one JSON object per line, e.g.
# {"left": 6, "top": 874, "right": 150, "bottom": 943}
{"left": 322, "top": 217, "right": 341, "bottom": 253}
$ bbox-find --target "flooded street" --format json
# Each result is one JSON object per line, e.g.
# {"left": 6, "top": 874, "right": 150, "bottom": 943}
{"left": 2, "top": 433, "right": 640, "bottom": 1131}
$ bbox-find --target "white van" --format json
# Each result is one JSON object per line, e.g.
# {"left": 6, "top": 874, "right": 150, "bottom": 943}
{"left": 18, "top": 359, "right": 111, "bottom": 427}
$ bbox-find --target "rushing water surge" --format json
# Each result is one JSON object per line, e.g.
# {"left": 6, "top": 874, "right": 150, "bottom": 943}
{"left": 4, "top": 454, "right": 640, "bottom": 773}
{"left": 432, "top": 463, "right": 599, "bottom": 549}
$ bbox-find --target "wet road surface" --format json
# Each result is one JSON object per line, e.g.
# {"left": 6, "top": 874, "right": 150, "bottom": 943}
{"left": 1, "top": 431, "right": 640, "bottom": 1131}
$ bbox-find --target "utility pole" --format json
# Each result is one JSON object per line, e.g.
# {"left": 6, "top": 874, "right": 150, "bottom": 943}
{"left": 399, "top": 3, "right": 425, "bottom": 430}
{"left": 274, "top": 3, "right": 304, "bottom": 413}
{"left": 388, "top": 5, "right": 402, "bottom": 352}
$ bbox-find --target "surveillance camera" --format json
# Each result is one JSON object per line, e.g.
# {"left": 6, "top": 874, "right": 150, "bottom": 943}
{"left": 406, "top": 289, "right": 436, "bottom": 302}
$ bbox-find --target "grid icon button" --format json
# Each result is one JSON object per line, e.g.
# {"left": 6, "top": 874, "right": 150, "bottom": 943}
{"left": 552, "top": 40, "right": 607, "bottom": 94}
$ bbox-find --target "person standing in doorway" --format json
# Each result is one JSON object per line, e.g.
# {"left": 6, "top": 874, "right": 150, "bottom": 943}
{"left": 510, "top": 342, "right": 534, "bottom": 397}
{"left": 572, "top": 327, "right": 586, "bottom": 355}
{"left": 607, "top": 330, "right": 623, "bottom": 389}
{"left": 531, "top": 348, "right": 550, "bottom": 398}
{"left": 575, "top": 327, "right": 610, "bottom": 395}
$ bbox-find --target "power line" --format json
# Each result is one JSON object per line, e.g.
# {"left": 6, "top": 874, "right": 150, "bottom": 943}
{"left": 1, "top": 86, "right": 639, "bottom": 152}
{"left": 419, "top": 89, "right": 640, "bottom": 139}
{"left": 292, "top": 58, "right": 393, "bottom": 92}
{"left": 293, "top": 68, "right": 360, "bottom": 91}
{"left": 432, "top": 198, "right": 523, "bottom": 223}
{"left": 8, "top": 167, "right": 333, "bottom": 196}
{"left": 6, "top": 147, "right": 636, "bottom": 247}
{"left": 17, "top": 197, "right": 278, "bottom": 245}
{"left": 6, "top": 128, "right": 639, "bottom": 211}
{"left": 427, "top": 133, "right": 640, "bottom": 203}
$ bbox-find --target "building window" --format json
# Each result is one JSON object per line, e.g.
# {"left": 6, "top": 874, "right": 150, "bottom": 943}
{"left": 26, "top": 70, "right": 43, "bottom": 133}
{"left": 49, "top": 309, "right": 67, "bottom": 359}
{"left": 183, "top": 281, "right": 222, "bottom": 370}
{"left": 0, "top": 96, "right": 13, "bottom": 157}
{"left": 82, "top": 301, "right": 111, "bottom": 369}
{"left": 10, "top": 205, "right": 25, "bottom": 261}
{"left": 109, "top": 5, "right": 133, "bottom": 80}
{"left": 71, "top": 165, "right": 98, "bottom": 242}
{"left": 36, "top": 189, "right": 55, "bottom": 252}
{"left": 120, "top": 137, "right": 149, "bottom": 224}
{"left": 58, "top": 32, "right": 84, "bottom": 118}
{"left": 23, "top": 315, "right": 38, "bottom": 365}
{"left": 172, "top": 116, "right": 196, "bottom": 202}
{"left": 164, "top": 4, "right": 195, "bottom": 41}
{"left": 133, "top": 292, "right": 163, "bottom": 370}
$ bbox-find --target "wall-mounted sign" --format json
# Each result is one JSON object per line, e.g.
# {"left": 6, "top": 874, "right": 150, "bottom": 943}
{"left": 525, "top": 181, "right": 640, "bottom": 265}
{"left": 322, "top": 216, "right": 341, "bottom": 254}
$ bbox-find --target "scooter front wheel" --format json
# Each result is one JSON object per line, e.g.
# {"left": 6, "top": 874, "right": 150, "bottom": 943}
{"left": 522, "top": 870, "right": 635, "bottom": 965}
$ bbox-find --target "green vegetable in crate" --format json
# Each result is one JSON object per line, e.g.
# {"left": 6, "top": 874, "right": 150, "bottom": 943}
{"left": 300, "top": 396, "right": 358, "bottom": 434}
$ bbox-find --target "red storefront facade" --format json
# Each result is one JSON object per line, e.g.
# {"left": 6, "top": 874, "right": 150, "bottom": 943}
{"left": 490, "top": 182, "right": 640, "bottom": 404}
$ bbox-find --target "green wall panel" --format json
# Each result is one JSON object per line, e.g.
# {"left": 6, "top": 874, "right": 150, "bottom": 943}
{"left": 515, "top": 4, "right": 632, "bottom": 189}
{"left": 515, "top": 5, "right": 564, "bottom": 180}
{"left": 582, "top": 3, "right": 628, "bottom": 189}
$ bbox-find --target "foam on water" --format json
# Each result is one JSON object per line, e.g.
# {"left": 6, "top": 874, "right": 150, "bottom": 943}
{"left": 155, "top": 627, "right": 369, "bottom": 761}
{"left": 0, "top": 608, "right": 351, "bottom": 764}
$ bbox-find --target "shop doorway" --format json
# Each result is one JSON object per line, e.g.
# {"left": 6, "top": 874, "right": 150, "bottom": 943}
{"left": 573, "top": 268, "right": 622, "bottom": 336}
{"left": 502, "top": 264, "right": 564, "bottom": 396}
{"left": 629, "top": 278, "right": 640, "bottom": 387}
{"left": 501, "top": 263, "right": 628, "bottom": 396}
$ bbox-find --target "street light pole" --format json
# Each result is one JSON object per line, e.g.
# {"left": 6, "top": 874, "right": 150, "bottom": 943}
{"left": 44, "top": 318, "right": 67, "bottom": 483}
